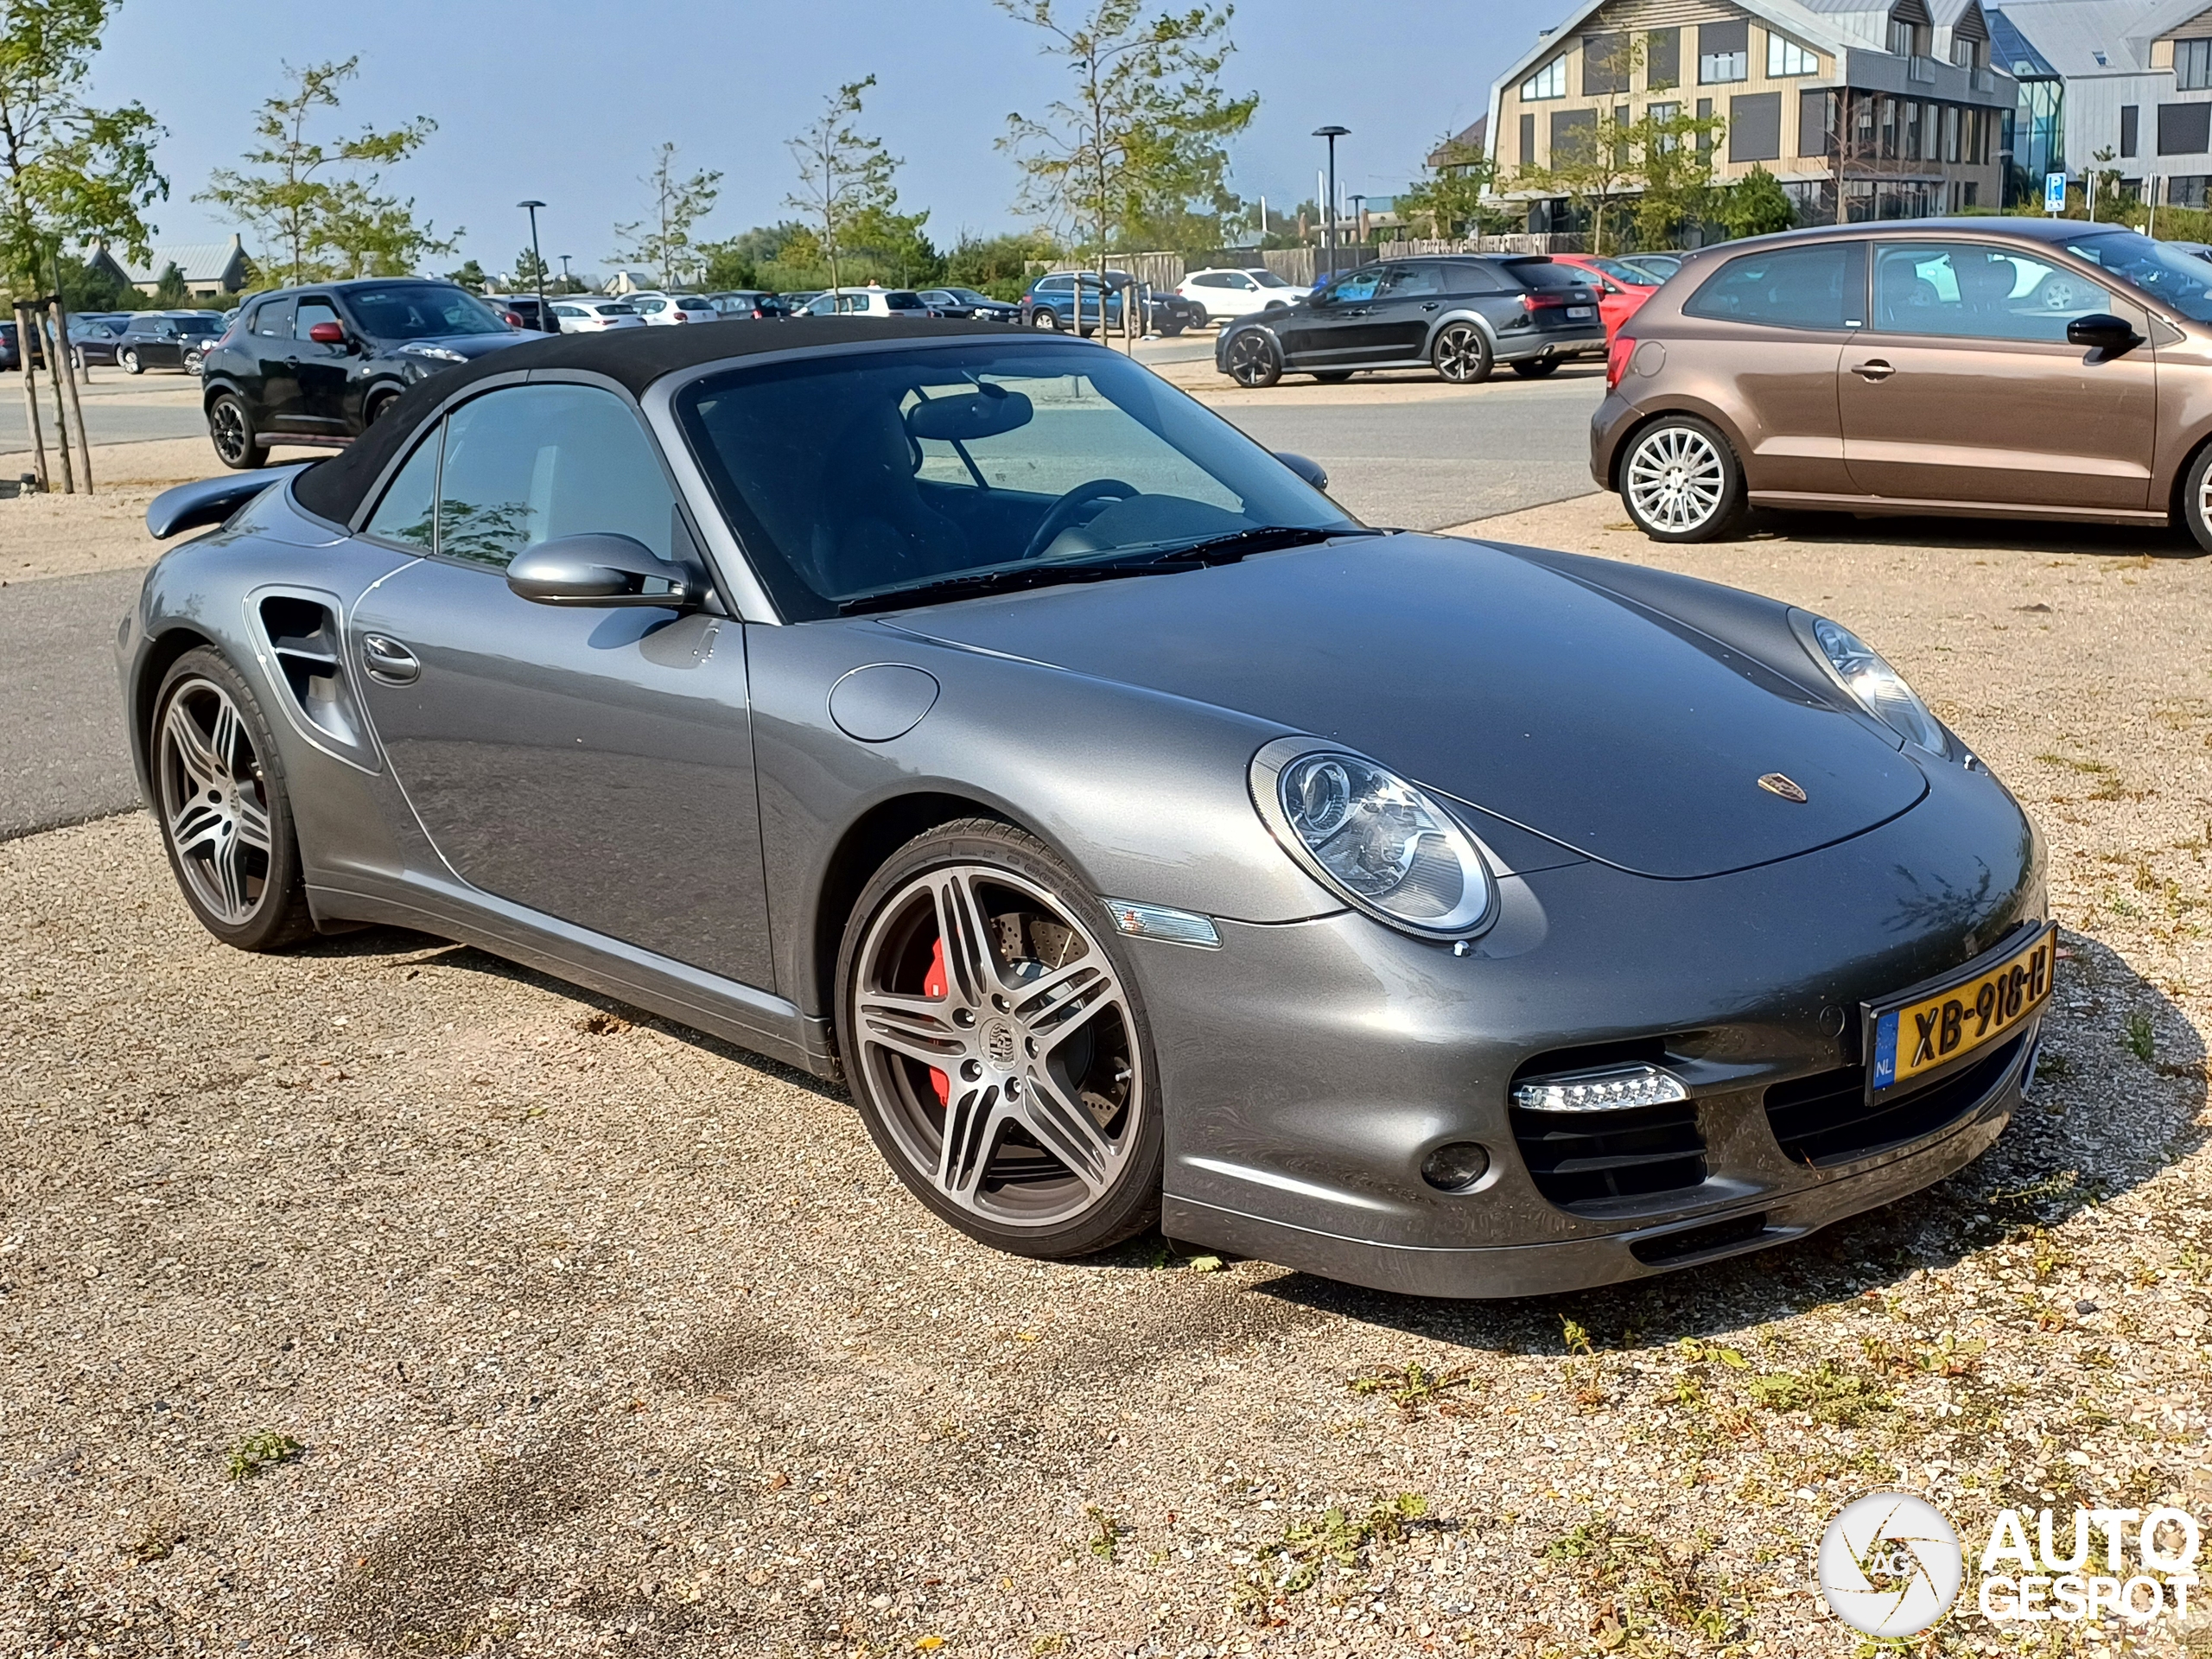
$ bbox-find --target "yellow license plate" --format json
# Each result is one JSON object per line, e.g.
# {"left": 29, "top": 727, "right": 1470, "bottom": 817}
{"left": 1869, "top": 924, "right": 2056, "bottom": 1091}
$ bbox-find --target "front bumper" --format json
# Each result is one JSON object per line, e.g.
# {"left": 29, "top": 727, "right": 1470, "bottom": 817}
{"left": 1135, "top": 754, "right": 2044, "bottom": 1297}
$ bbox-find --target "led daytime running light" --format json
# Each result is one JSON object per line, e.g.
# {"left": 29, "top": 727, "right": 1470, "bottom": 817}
{"left": 1512, "top": 1063, "right": 1688, "bottom": 1113}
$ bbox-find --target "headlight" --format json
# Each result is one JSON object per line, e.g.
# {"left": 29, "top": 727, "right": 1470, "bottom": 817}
{"left": 1794, "top": 611, "right": 1947, "bottom": 754}
{"left": 1250, "top": 738, "right": 1497, "bottom": 940}
{"left": 401, "top": 343, "right": 467, "bottom": 364}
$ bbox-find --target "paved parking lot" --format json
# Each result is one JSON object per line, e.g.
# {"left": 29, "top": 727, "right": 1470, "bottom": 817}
{"left": 4, "top": 491, "right": 2209, "bottom": 1656}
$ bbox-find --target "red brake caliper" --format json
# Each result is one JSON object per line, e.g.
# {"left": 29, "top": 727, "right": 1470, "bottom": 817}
{"left": 925, "top": 937, "right": 951, "bottom": 1106}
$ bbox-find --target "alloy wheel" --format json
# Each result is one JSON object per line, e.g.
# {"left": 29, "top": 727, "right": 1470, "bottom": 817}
{"left": 1032, "top": 309, "right": 1060, "bottom": 330}
{"left": 1433, "top": 323, "right": 1491, "bottom": 384}
{"left": 210, "top": 399, "right": 251, "bottom": 466}
{"left": 156, "top": 677, "right": 275, "bottom": 926}
{"left": 1625, "top": 425, "right": 1726, "bottom": 532}
{"left": 1225, "top": 331, "right": 1280, "bottom": 387}
{"left": 850, "top": 864, "right": 1142, "bottom": 1230}
{"left": 119, "top": 347, "right": 140, "bottom": 374}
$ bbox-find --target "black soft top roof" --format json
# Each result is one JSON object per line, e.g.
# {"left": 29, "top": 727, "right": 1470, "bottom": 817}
{"left": 292, "top": 315, "right": 1012, "bottom": 526}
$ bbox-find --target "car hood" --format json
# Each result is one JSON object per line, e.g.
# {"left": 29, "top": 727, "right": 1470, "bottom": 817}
{"left": 394, "top": 332, "right": 533, "bottom": 359}
{"left": 889, "top": 533, "right": 1928, "bottom": 880}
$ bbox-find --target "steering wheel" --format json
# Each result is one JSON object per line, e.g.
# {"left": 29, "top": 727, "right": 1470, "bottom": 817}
{"left": 1020, "top": 478, "right": 1140, "bottom": 561}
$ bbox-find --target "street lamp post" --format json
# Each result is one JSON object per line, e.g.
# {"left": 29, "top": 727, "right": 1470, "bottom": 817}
{"left": 558, "top": 254, "right": 573, "bottom": 294}
{"left": 1313, "top": 126, "right": 1349, "bottom": 285}
{"left": 518, "top": 199, "right": 548, "bottom": 331}
{"left": 1350, "top": 194, "right": 1367, "bottom": 250}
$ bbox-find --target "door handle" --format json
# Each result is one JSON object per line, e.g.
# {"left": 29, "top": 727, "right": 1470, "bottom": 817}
{"left": 1421, "top": 302, "right": 1440, "bottom": 310}
{"left": 1850, "top": 359, "right": 1895, "bottom": 381}
{"left": 361, "top": 633, "right": 420, "bottom": 685}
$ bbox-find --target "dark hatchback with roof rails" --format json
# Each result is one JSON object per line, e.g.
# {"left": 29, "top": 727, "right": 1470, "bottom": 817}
{"left": 199, "top": 278, "right": 531, "bottom": 469}
{"left": 1215, "top": 255, "right": 1605, "bottom": 387}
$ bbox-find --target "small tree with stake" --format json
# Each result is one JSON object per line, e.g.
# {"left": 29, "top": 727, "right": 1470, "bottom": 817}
{"left": 613, "top": 142, "right": 720, "bottom": 290}
{"left": 785, "top": 79, "right": 899, "bottom": 295}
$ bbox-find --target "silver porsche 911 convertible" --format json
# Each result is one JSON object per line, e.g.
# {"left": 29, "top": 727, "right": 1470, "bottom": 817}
{"left": 121, "top": 319, "right": 2049, "bottom": 1297}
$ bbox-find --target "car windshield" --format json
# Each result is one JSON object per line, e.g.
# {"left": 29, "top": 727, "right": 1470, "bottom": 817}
{"left": 344, "top": 283, "right": 512, "bottom": 339}
{"left": 1587, "top": 257, "right": 1656, "bottom": 286}
{"left": 884, "top": 292, "right": 925, "bottom": 309}
{"left": 2063, "top": 230, "right": 2212, "bottom": 321}
{"left": 677, "top": 340, "right": 1359, "bottom": 620}
{"left": 1250, "top": 270, "right": 1289, "bottom": 288}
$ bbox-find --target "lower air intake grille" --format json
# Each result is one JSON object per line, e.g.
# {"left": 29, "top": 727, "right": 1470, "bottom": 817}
{"left": 1764, "top": 1033, "right": 2024, "bottom": 1166}
{"left": 1510, "top": 1100, "right": 1707, "bottom": 1209}
{"left": 1630, "top": 1211, "right": 1769, "bottom": 1266}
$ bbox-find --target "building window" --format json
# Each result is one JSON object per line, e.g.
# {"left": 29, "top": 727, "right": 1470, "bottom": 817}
{"left": 1522, "top": 57, "right": 1567, "bottom": 99}
{"left": 1944, "top": 103, "right": 1961, "bottom": 162}
{"left": 2122, "top": 104, "right": 2139, "bottom": 156}
{"left": 1696, "top": 97, "right": 1714, "bottom": 150}
{"left": 1649, "top": 99, "right": 1681, "bottom": 150}
{"left": 1583, "top": 31, "right": 1629, "bottom": 95}
{"left": 1878, "top": 95, "right": 1898, "bottom": 159}
{"left": 2171, "top": 175, "right": 2212, "bottom": 207}
{"left": 1950, "top": 37, "right": 1981, "bottom": 69}
{"left": 1551, "top": 107, "right": 1599, "bottom": 162}
{"left": 1904, "top": 99, "right": 1923, "bottom": 161}
{"left": 2160, "top": 100, "right": 2212, "bottom": 155}
{"left": 1768, "top": 34, "right": 1818, "bottom": 76}
{"left": 1799, "top": 88, "right": 1834, "bottom": 156}
{"left": 1520, "top": 111, "right": 1537, "bottom": 165}
{"left": 1699, "top": 20, "right": 1748, "bottom": 83}
{"left": 1647, "top": 28, "right": 1681, "bottom": 89}
{"left": 2179, "top": 38, "right": 2212, "bottom": 90}
{"left": 1729, "top": 92, "right": 1783, "bottom": 160}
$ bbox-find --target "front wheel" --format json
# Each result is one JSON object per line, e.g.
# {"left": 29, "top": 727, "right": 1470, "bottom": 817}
{"left": 118, "top": 346, "right": 143, "bottom": 375}
{"left": 1619, "top": 415, "right": 1746, "bottom": 543}
{"left": 1031, "top": 308, "right": 1061, "bottom": 331}
{"left": 182, "top": 349, "right": 204, "bottom": 376}
{"left": 1432, "top": 322, "right": 1493, "bottom": 384}
{"left": 1510, "top": 358, "right": 1560, "bottom": 378}
{"left": 1224, "top": 329, "right": 1281, "bottom": 387}
{"left": 150, "top": 648, "right": 315, "bottom": 951}
{"left": 836, "top": 819, "right": 1162, "bottom": 1259}
{"left": 207, "top": 391, "right": 267, "bottom": 470}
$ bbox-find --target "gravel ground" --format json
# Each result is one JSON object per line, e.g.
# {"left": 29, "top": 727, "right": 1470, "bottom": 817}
{"left": 3, "top": 493, "right": 2209, "bottom": 1658}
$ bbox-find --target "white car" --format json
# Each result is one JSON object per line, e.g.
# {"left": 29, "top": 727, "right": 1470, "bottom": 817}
{"left": 1175, "top": 266, "right": 1310, "bottom": 324}
{"left": 550, "top": 299, "right": 646, "bottom": 334}
{"left": 626, "top": 292, "right": 721, "bottom": 326}
{"left": 802, "top": 288, "right": 935, "bottom": 318}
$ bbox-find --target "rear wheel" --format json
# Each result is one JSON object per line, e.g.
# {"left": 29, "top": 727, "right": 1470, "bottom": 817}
{"left": 150, "top": 648, "right": 315, "bottom": 952}
{"left": 836, "top": 819, "right": 1161, "bottom": 1259}
{"left": 1031, "top": 308, "right": 1060, "bottom": 330}
{"left": 1432, "top": 322, "right": 1493, "bottom": 384}
{"left": 1224, "top": 329, "right": 1282, "bottom": 388}
{"left": 207, "top": 391, "right": 267, "bottom": 470}
{"left": 118, "top": 346, "right": 143, "bottom": 375}
{"left": 2179, "top": 443, "right": 2212, "bottom": 554}
{"left": 1510, "top": 358, "right": 1560, "bottom": 378}
{"left": 1619, "top": 415, "right": 1745, "bottom": 543}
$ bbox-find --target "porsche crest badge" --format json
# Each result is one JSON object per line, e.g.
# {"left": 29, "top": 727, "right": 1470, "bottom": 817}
{"left": 1758, "top": 772, "right": 1809, "bottom": 803}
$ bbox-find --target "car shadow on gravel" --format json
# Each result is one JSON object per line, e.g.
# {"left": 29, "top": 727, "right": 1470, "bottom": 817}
{"left": 1246, "top": 928, "right": 2204, "bottom": 1357}
{"left": 1732, "top": 508, "right": 2204, "bottom": 559}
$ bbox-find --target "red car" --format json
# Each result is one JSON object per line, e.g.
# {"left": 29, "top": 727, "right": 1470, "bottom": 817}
{"left": 1549, "top": 254, "right": 1656, "bottom": 341}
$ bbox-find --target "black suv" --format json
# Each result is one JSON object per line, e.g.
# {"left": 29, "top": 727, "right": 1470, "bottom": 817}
{"left": 1215, "top": 256, "right": 1605, "bottom": 386}
{"left": 200, "top": 278, "right": 531, "bottom": 468}
{"left": 118, "top": 311, "right": 227, "bottom": 375}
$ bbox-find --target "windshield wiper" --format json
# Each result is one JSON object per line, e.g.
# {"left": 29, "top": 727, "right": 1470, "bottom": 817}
{"left": 836, "top": 525, "right": 1371, "bottom": 616}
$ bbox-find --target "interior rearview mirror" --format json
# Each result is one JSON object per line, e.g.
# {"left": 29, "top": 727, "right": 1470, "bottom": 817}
{"left": 2066, "top": 313, "right": 2139, "bottom": 353}
{"left": 506, "top": 533, "right": 702, "bottom": 609}
{"left": 906, "top": 386, "right": 1035, "bottom": 442}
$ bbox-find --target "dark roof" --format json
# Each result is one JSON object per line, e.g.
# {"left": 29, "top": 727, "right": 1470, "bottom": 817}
{"left": 292, "top": 315, "right": 1011, "bottom": 527}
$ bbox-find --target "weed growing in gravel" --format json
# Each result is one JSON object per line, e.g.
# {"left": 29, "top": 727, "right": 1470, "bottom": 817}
{"left": 1249, "top": 1492, "right": 1430, "bottom": 1597}
{"left": 2124, "top": 1009, "right": 2156, "bottom": 1062}
{"left": 1350, "top": 1362, "right": 1482, "bottom": 1414}
{"left": 1084, "top": 1505, "right": 1118, "bottom": 1561}
{"left": 1745, "top": 1361, "right": 1891, "bottom": 1427}
{"left": 1544, "top": 1516, "right": 1746, "bottom": 1652}
{"left": 225, "top": 1431, "right": 302, "bottom": 1481}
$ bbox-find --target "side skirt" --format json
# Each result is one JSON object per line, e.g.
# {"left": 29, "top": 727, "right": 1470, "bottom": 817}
{"left": 308, "top": 873, "right": 841, "bottom": 1081}
{"left": 1749, "top": 489, "right": 2169, "bottom": 526}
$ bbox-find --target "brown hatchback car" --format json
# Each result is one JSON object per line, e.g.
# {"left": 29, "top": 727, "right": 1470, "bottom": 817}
{"left": 1591, "top": 218, "right": 2212, "bottom": 547}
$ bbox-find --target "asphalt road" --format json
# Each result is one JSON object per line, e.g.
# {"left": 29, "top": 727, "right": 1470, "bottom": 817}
{"left": 0, "top": 370, "right": 207, "bottom": 457}
{"left": 1, "top": 355, "right": 1607, "bottom": 841}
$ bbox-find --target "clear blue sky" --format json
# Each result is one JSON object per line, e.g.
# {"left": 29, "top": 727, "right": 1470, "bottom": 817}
{"left": 93, "top": 0, "right": 1531, "bottom": 280}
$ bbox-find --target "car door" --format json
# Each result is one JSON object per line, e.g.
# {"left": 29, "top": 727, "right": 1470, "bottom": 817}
{"left": 246, "top": 297, "right": 300, "bottom": 428}
{"left": 346, "top": 380, "right": 775, "bottom": 989}
{"left": 1364, "top": 263, "right": 1449, "bottom": 357}
{"left": 1277, "top": 265, "right": 1384, "bottom": 366}
{"left": 1841, "top": 239, "right": 2156, "bottom": 510}
{"left": 290, "top": 296, "right": 352, "bottom": 432}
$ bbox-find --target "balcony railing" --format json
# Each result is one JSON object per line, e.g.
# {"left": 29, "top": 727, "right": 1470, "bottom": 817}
{"left": 1971, "top": 65, "right": 1995, "bottom": 92}
{"left": 1907, "top": 54, "right": 1938, "bottom": 83}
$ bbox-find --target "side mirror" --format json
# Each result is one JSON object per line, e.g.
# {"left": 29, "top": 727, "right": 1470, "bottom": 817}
{"left": 1274, "top": 451, "right": 1330, "bottom": 492}
{"left": 506, "top": 533, "right": 702, "bottom": 608}
{"left": 307, "top": 321, "right": 346, "bottom": 346}
{"left": 2067, "top": 312, "right": 2139, "bottom": 353}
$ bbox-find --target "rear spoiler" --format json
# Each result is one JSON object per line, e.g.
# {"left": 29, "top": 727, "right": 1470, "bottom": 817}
{"left": 146, "top": 462, "right": 312, "bottom": 540}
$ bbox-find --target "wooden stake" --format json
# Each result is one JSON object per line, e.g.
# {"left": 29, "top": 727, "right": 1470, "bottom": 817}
{"left": 15, "top": 302, "right": 48, "bottom": 493}
{"left": 41, "top": 301, "right": 72, "bottom": 495}
{"left": 48, "top": 289, "right": 89, "bottom": 494}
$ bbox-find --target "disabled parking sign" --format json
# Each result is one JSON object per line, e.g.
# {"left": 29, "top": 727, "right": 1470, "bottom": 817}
{"left": 2044, "top": 171, "right": 2066, "bottom": 213}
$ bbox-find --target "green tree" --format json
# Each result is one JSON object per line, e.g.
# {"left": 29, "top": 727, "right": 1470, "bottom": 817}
{"left": 512, "top": 245, "right": 550, "bottom": 289}
{"left": 944, "top": 229, "right": 1058, "bottom": 298}
{"left": 1395, "top": 136, "right": 1507, "bottom": 239}
{"left": 0, "top": 0, "right": 166, "bottom": 295}
{"left": 997, "top": 0, "right": 1256, "bottom": 276}
{"left": 697, "top": 240, "right": 754, "bottom": 289}
{"left": 149, "top": 258, "right": 185, "bottom": 305}
{"left": 1713, "top": 163, "right": 1795, "bottom": 238}
{"left": 1628, "top": 107, "right": 1723, "bottom": 248}
{"left": 613, "top": 141, "right": 720, "bottom": 289}
{"left": 200, "top": 59, "right": 445, "bottom": 285}
{"left": 785, "top": 78, "right": 899, "bottom": 292}
{"left": 443, "top": 257, "right": 488, "bottom": 292}
{"left": 1518, "top": 111, "right": 1640, "bottom": 253}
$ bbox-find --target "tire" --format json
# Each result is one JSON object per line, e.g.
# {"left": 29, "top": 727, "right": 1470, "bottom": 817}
{"left": 365, "top": 388, "right": 400, "bottom": 426}
{"left": 1432, "top": 322, "right": 1493, "bottom": 384}
{"left": 835, "top": 818, "right": 1163, "bottom": 1260}
{"left": 1031, "top": 308, "right": 1061, "bottom": 331}
{"left": 1618, "top": 415, "right": 1747, "bottom": 543}
{"left": 207, "top": 391, "right": 267, "bottom": 470}
{"left": 1510, "top": 358, "right": 1560, "bottom": 378}
{"left": 118, "top": 346, "right": 143, "bottom": 375}
{"left": 2179, "top": 443, "right": 2212, "bottom": 555}
{"left": 1224, "top": 329, "right": 1282, "bottom": 387}
{"left": 1311, "top": 371, "right": 1353, "bottom": 384}
{"left": 182, "top": 349, "right": 204, "bottom": 376}
{"left": 1160, "top": 321, "right": 1185, "bottom": 338}
{"left": 149, "top": 647, "right": 315, "bottom": 953}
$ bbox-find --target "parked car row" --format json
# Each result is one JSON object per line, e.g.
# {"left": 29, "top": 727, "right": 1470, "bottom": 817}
{"left": 1021, "top": 271, "right": 1209, "bottom": 336}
